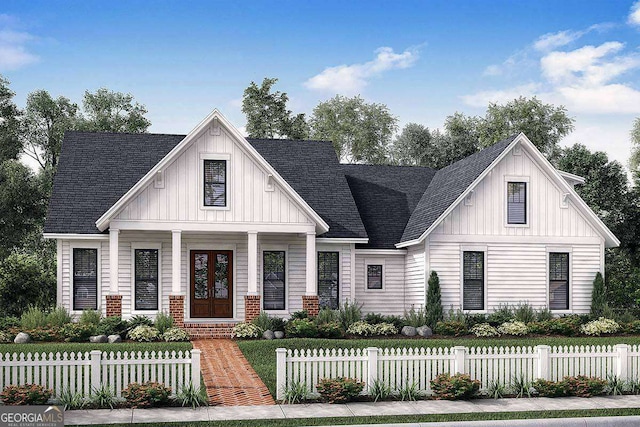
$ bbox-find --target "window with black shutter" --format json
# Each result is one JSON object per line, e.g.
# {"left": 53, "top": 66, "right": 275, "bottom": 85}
{"left": 73, "top": 248, "right": 98, "bottom": 311}
{"left": 463, "top": 251, "right": 484, "bottom": 310}
{"left": 507, "top": 182, "right": 527, "bottom": 224}
{"left": 367, "top": 265, "right": 383, "bottom": 289}
{"left": 204, "top": 160, "right": 226, "bottom": 207}
{"left": 135, "top": 249, "right": 159, "bottom": 311}
{"left": 549, "top": 252, "right": 569, "bottom": 310}
{"left": 263, "top": 251, "right": 285, "bottom": 310}
{"left": 318, "top": 252, "right": 339, "bottom": 309}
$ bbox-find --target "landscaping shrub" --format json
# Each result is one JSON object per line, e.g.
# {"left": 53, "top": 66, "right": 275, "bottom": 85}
{"left": 363, "top": 312, "right": 386, "bottom": 324}
{"left": 128, "top": 314, "right": 153, "bottom": 329}
{"left": 404, "top": 306, "right": 428, "bottom": 328}
{"left": 58, "top": 387, "right": 86, "bottom": 410}
{"left": 315, "top": 308, "right": 339, "bottom": 326}
{"left": 346, "top": 320, "right": 376, "bottom": 336}
{"left": 232, "top": 322, "right": 263, "bottom": 339}
{"left": 128, "top": 325, "right": 160, "bottom": 342}
{"left": 270, "top": 316, "right": 286, "bottom": 332}
{"left": 46, "top": 306, "right": 72, "bottom": 327}
{"left": 563, "top": 375, "right": 607, "bottom": 397}
{"left": 486, "top": 380, "right": 506, "bottom": 399}
{"left": 498, "top": 320, "right": 528, "bottom": 336}
{"left": 0, "top": 253, "right": 56, "bottom": 318}
{"left": 317, "top": 321, "right": 344, "bottom": 338}
{"left": 252, "top": 311, "right": 274, "bottom": 331}
{"left": 176, "top": 382, "right": 208, "bottom": 408}
{"left": 0, "top": 330, "right": 13, "bottom": 343}
{"left": 369, "top": 379, "right": 392, "bottom": 402}
{"left": 59, "top": 322, "right": 95, "bottom": 342}
{"left": 430, "top": 373, "right": 480, "bottom": 400}
{"left": 0, "top": 316, "right": 19, "bottom": 330}
{"left": 338, "top": 300, "right": 362, "bottom": 330}
{"left": 316, "top": 377, "right": 364, "bottom": 403}
{"left": 623, "top": 320, "right": 640, "bottom": 334}
{"left": 122, "top": 381, "right": 171, "bottom": 408}
{"left": 527, "top": 321, "right": 550, "bottom": 335}
{"left": 397, "top": 381, "right": 421, "bottom": 401}
{"left": 21, "top": 327, "right": 61, "bottom": 342}
{"left": 470, "top": 323, "right": 499, "bottom": 337}
{"left": 487, "top": 304, "right": 514, "bottom": 326}
{"left": 91, "top": 384, "right": 117, "bottom": 409}
{"left": 532, "top": 379, "right": 568, "bottom": 397}
{"left": 547, "top": 316, "right": 582, "bottom": 336}
{"left": 285, "top": 318, "right": 318, "bottom": 338}
{"left": 513, "top": 303, "right": 537, "bottom": 324}
{"left": 162, "top": 327, "right": 190, "bottom": 342}
{"left": 536, "top": 307, "right": 553, "bottom": 322}
{"left": 1, "top": 384, "right": 52, "bottom": 405}
{"left": 510, "top": 374, "right": 532, "bottom": 398}
{"left": 283, "top": 380, "right": 310, "bottom": 404}
{"left": 374, "top": 322, "right": 398, "bottom": 336}
{"left": 79, "top": 309, "right": 102, "bottom": 327}
{"left": 590, "top": 272, "right": 607, "bottom": 319}
{"left": 20, "top": 306, "right": 47, "bottom": 329}
{"left": 434, "top": 320, "right": 467, "bottom": 336}
{"left": 580, "top": 317, "right": 620, "bottom": 336}
{"left": 290, "top": 310, "right": 308, "bottom": 320}
{"left": 425, "top": 271, "right": 443, "bottom": 328}
{"left": 464, "top": 313, "right": 488, "bottom": 328}
{"left": 154, "top": 312, "right": 174, "bottom": 335}
{"left": 445, "top": 307, "right": 466, "bottom": 323}
{"left": 96, "top": 316, "right": 129, "bottom": 337}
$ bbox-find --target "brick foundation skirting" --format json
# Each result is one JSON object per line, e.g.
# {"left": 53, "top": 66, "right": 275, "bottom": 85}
{"left": 105, "top": 295, "right": 122, "bottom": 318}
{"left": 169, "top": 295, "right": 185, "bottom": 328}
{"left": 244, "top": 295, "right": 261, "bottom": 323}
{"left": 184, "top": 323, "right": 236, "bottom": 339}
{"left": 302, "top": 295, "right": 319, "bottom": 317}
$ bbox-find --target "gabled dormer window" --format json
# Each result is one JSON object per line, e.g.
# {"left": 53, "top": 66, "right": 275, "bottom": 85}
{"left": 204, "top": 160, "right": 227, "bottom": 207}
{"left": 507, "top": 182, "right": 527, "bottom": 224}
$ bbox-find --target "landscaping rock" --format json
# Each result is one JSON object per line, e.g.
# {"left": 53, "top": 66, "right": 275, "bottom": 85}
{"left": 89, "top": 335, "right": 108, "bottom": 343}
{"left": 416, "top": 326, "right": 433, "bottom": 338}
{"left": 401, "top": 326, "right": 417, "bottom": 337}
{"left": 262, "top": 330, "right": 275, "bottom": 340}
{"left": 108, "top": 334, "right": 122, "bottom": 343}
{"left": 14, "top": 332, "right": 31, "bottom": 344}
{"left": 274, "top": 331, "right": 285, "bottom": 339}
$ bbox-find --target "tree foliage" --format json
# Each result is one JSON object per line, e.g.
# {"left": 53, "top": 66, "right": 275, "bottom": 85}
{"left": 425, "top": 271, "right": 443, "bottom": 329}
{"left": 0, "top": 76, "right": 22, "bottom": 162}
{"left": 79, "top": 88, "right": 151, "bottom": 133}
{"left": 310, "top": 95, "right": 397, "bottom": 163}
{"left": 590, "top": 272, "right": 607, "bottom": 318}
{"left": 631, "top": 117, "right": 640, "bottom": 183}
{"left": 242, "top": 78, "right": 309, "bottom": 140}
{"left": 0, "top": 253, "right": 56, "bottom": 317}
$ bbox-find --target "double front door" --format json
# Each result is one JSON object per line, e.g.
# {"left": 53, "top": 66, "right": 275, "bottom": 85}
{"left": 190, "top": 250, "right": 233, "bottom": 318}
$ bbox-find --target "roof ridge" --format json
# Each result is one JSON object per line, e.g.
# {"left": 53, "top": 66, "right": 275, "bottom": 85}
{"left": 341, "top": 163, "right": 435, "bottom": 170}
{"left": 65, "top": 130, "right": 187, "bottom": 137}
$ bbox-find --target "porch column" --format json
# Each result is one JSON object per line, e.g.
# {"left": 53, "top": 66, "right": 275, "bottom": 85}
{"left": 170, "top": 230, "right": 184, "bottom": 327}
{"left": 245, "top": 231, "right": 260, "bottom": 322}
{"left": 303, "top": 231, "right": 319, "bottom": 316}
{"left": 108, "top": 228, "right": 122, "bottom": 317}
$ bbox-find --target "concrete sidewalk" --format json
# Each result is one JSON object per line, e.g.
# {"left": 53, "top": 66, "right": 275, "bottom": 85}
{"left": 64, "top": 394, "right": 640, "bottom": 425}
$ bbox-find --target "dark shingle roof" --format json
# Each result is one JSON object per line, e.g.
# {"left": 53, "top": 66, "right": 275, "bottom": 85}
{"left": 44, "top": 132, "right": 184, "bottom": 234}
{"left": 248, "top": 139, "right": 367, "bottom": 239}
{"left": 400, "top": 135, "right": 517, "bottom": 243}
{"left": 341, "top": 164, "right": 436, "bottom": 249}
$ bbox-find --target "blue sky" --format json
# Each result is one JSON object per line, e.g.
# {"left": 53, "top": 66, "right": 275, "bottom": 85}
{"left": 2, "top": 1, "right": 640, "bottom": 167}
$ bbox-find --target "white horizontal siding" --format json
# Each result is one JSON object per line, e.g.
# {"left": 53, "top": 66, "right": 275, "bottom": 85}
{"left": 572, "top": 245, "right": 602, "bottom": 314}
{"left": 405, "top": 244, "right": 425, "bottom": 308}
{"left": 429, "top": 241, "right": 461, "bottom": 311}
{"left": 354, "top": 254, "right": 406, "bottom": 315}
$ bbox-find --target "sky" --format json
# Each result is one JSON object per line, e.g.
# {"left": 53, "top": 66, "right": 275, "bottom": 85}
{"left": 2, "top": 0, "right": 640, "bottom": 168}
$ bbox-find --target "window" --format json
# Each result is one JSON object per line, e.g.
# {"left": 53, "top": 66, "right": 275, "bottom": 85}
{"left": 367, "top": 265, "right": 383, "bottom": 289}
{"left": 134, "top": 249, "right": 159, "bottom": 311}
{"left": 507, "top": 182, "right": 527, "bottom": 224}
{"left": 463, "top": 251, "right": 484, "bottom": 310}
{"left": 318, "top": 252, "right": 339, "bottom": 309}
{"left": 204, "top": 160, "right": 226, "bottom": 207}
{"left": 549, "top": 252, "right": 569, "bottom": 310}
{"left": 73, "top": 248, "right": 98, "bottom": 311}
{"left": 263, "top": 251, "right": 285, "bottom": 310}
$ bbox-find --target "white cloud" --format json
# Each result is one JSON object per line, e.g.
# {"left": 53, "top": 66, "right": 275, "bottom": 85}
{"left": 0, "top": 18, "right": 39, "bottom": 71}
{"left": 534, "top": 30, "right": 584, "bottom": 51}
{"left": 304, "top": 46, "right": 419, "bottom": 94}
{"left": 460, "top": 83, "right": 540, "bottom": 107}
{"left": 629, "top": 1, "right": 640, "bottom": 26}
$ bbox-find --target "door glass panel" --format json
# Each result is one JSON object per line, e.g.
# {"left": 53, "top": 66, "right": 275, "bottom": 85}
{"left": 215, "top": 253, "right": 229, "bottom": 299}
{"left": 194, "top": 253, "right": 208, "bottom": 299}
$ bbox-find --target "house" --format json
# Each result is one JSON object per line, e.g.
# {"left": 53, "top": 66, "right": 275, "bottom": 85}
{"left": 43, "top": 110, "right": 619, "bottom": 337}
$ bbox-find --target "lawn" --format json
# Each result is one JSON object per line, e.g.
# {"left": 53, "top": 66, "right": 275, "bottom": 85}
{"left": 237, "top": 336, "right": 640, "bottom": 398}
{"left": 0, "top": 341, "right": 192, "bottom": 355}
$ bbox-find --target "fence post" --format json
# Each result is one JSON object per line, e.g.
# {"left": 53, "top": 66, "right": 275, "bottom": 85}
{"left": 536, "top": 345, "right": 551, "bottom": 380}
{"left": 191, "top": 349, "right": 201, "bottom": 388}
{"left": 367, "top": 347, "right": 379, "bottom": 392}
{"left": 90, "top": 350, "right": 102, "bottom": 391}
{"left": 615, "top": 344, "right": 630, "bottom": 381}
{"left": 453, "top": 346, "right": 466, "bottom": 374}
{"left": 276, "top": 348, "right": 287, "bottom": 401}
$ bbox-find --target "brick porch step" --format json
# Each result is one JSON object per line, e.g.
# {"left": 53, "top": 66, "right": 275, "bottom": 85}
{"left": 184, "top": 322, "right": 236, "bottom": 339}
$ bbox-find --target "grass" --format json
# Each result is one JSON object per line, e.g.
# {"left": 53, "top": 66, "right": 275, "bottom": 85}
{"left": 77, "top": 408, "right": 640, "bottom": 427}
{"left": 0, "top": 342, "right": 192, "bottom": 355}
{"left": 237, "top": 336, "right": 640, "bottom": 398}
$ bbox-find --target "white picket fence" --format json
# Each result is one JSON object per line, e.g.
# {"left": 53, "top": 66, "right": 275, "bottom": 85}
{"left": 0, "top": 349, "right": 201, "bottom": 398}
{"left": 275, "top": 344, "right": 639, "bottom": 400}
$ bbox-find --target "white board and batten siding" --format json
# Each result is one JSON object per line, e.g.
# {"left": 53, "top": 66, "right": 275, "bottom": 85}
{"left": 426, "top": 145, "right": 605, "bottom": 314}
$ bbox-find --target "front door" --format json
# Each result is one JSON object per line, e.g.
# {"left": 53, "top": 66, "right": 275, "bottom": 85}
{"left": 190, "top": 250, "right": 233, "bottom": 318}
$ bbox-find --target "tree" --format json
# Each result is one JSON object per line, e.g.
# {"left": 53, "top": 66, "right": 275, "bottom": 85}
{"left": 590, "top": 272, "right": 607, "bottom": 318}
{"left": 390, "top": 123, "right": 433, "bottom": 166}
{"left": 425, "top": 271, "right": 443, "bottom": 329}
{"left": 310, "top": 95, "right": 397, "bottom": 163}
{"left": 0, "top": 76, "right": 22, "bottom": 162}
{"left": 0, "top": 253, "right": 56, "bottom": 317}
{"left": 22, "top": 90, "right": 81, "bottom": 170}
{"left": 79, "top": 88, "right": 151, "bottom": 133}
{"left": 242, "top": 78, "right": 309, "bottom": 139}
{"left": 630, "top": 117, "right": 640, "bottom": 182}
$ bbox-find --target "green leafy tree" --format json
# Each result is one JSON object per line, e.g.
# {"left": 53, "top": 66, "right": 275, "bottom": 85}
{"left": 79, "top": 88, "right": 151, "bottom": 133}
{"left": 390, "top": 123, "right": 433, "bottom": 166}
{"left": 242, "top": 78, "right": 309, "bottom": 139}
{"left": 310, "top": 95, "right": 397, "bottom": 163}
{"left": 590, "top": 272, "right": 607, "bottom": 318}
{"left": 0, "top": 253, "right": 56, "bottom": 317}
{"left": 425, "top": 271, "right": 443, "bottom": 328}
{"left": 0, "top": 76, "right": 22, "bottom": 162}
{"left": 630, "top": 117, "right": 640, "bottom": 183}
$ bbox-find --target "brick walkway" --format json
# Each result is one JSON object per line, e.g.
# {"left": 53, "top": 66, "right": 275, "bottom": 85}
{"left": 192, "top": 339, "right": 275, "bottom": 406}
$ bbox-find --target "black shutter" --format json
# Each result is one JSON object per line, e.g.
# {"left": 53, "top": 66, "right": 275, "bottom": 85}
{"left": 263, "top": 251, "right": 285, "bottom": 310}
{"left": 549, "top": 253, "right": 569, "bottom": 310}
{"left": 317, "top": 252, "right": 339, "bottom": 309}
{"left": 507, "top": 182, "right": 527, "bottom": 224}
{"left": 463, "top": 251, "right": 484, "bottom": 310}
{"left": 135, "top": 249, "right": 159, "bottom": 311}
{"left": 73, "top": 248, "right": 98, "bottom": 310}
